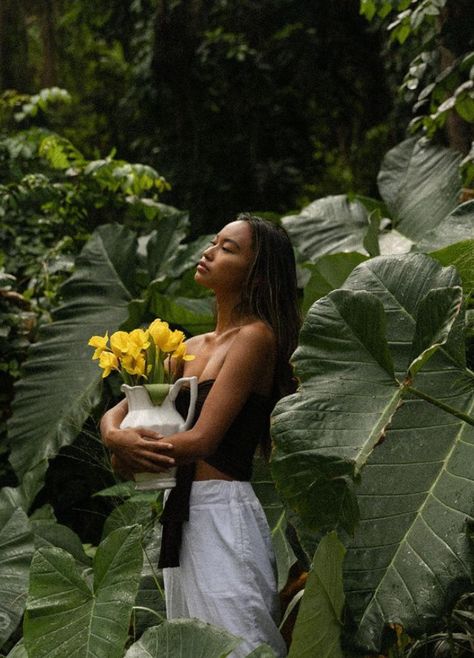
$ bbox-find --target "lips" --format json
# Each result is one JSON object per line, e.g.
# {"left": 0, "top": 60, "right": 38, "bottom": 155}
{"left": 197, "top": 259, "right": 209, "bottom": 273}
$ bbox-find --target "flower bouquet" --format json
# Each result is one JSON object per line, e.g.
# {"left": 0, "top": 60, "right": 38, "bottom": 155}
{"left": 89, "top": 319, "right": 198, "bottom": 490}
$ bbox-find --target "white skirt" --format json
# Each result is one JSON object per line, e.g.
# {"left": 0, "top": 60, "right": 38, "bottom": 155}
{"left": 163, "top": 480, "right": 287, "bottom": 658}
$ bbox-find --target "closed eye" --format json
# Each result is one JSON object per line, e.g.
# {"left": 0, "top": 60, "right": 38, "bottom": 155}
{"left": 209, "top": 239, "right": 233, "bottom": 253}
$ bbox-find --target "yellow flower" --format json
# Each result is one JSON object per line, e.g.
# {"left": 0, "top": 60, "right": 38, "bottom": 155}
{"left": 128, "top": 328, "right": 150, "bottom": 355}
{"left": 172, "top": 341, "right": 195, "bottom": 362}
{"left": 122, "top": 352, "right": 147, "bottom": 377}
{"left": 88, "top": 332, "right": 109, "bottom": 360}
{"left": 98, "top": 351, "right": 118, "bottom": 378}
{"left": 163, "top": 329, "right": 186, "bottom": 353}
{"left": 148, "top": 319, "right": 172, "bottom": 350}
{"left": 110, "top": 331, "right": 131, "bottom": 357}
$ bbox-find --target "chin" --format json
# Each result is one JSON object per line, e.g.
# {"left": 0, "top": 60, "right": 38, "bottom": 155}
{"left": 194, "top": 271, "right": 212, "bottom": 289}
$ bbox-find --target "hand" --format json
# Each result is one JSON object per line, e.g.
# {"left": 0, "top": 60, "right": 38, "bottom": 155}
{"left": 105, "top": 426, "right": 176, "bottom": 474}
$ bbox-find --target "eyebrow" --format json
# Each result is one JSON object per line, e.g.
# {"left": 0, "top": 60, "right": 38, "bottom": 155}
{"left": 216, "top": 234, "right": 241, "bottom": 250}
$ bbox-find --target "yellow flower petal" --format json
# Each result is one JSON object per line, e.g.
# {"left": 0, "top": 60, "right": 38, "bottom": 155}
{"left": 98, "top": 351, "right": 118, "bottom": 378}
{"left": 129, "top": 328, "right": 150, "bottom": 352}
{"left": 171, "top": 341, "right": 195, "bottom": 361}
{"left": 122, "top": 353, "right": 147, "bottom": 377}
{"left": 110, "top": 331, "right": 131, "bottom": 357}
{"left": 162, "top": 329, "right": 185, "bottom": 353}
{"left": 148, "top": 319, "right": 172, "bottom": 350}
{"left": 88, "top": 332, "right": 109, "bottom": 360}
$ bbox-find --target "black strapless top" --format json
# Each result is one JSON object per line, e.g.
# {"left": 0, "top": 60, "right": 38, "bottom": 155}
{"left": 158, "top": 379, "right": 272, "bottom": 568}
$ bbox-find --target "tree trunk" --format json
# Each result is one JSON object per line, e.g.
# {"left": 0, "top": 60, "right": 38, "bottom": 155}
{"left": 39, "top": 0, "right": 58, "bottom": 87}
{"left": 0, "top": 0, "right": 31, "bottom": 91}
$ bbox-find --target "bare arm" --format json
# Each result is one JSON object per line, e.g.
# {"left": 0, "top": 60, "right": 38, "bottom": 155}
{"left": 101, "top": 323, "right": 275, "bottom": 470}
{"left": 100, "top": 398, "right": 176, "bottom": 474}
{"left": 161, "top": 323, "right": 276, "bottom": 463}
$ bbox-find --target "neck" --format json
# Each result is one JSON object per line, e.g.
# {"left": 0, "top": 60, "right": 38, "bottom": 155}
{"left": 214, "top": 289, "right": 246, "bottom": 334}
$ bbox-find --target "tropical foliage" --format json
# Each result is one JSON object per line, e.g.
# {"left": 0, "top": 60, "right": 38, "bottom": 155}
{"left": 361, "top": 0, "right": 474, "bottom": 183}
{"left": 1, "top": 1, "right": 473, "bottom": 657}
{"left": 1, "top": 127, "right": 473, "bottom": 656}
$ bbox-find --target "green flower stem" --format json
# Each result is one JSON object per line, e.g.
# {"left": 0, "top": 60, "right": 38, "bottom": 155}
{"left": 404, "top": 385, "right": 474, "bottom": 426}
{"left": 153, "top": 348, "right": 165, "bottom": 384}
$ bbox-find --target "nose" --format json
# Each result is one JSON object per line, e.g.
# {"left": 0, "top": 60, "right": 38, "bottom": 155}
{"left": 202, "top": 244, "right": 214, "bottom": 260}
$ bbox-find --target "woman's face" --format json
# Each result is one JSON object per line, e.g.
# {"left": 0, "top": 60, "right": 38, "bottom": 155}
{"left": 195, "top": 220, "right": 254, "bottom": 293}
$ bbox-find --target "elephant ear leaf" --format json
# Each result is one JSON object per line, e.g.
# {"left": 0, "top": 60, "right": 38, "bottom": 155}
{"left": 288, "top": 532, "right": 345, "bottom": 658}
{"left": 281, "top": 194, "right": 372, "bottom": 260}
{"left": 408, "top": 286, "right": 464, "bottom": 377}
{"left": 0, "top": 506, "right": 35, "bottom": 650}
{"left": 377, "top": 138, "right": 462, "bottom": 240}
{"left": 124, "top": 619, "right": 242, "bottom": 658}
{"left": 24, "top": 525, "right": 143, "bottom": 658}
{"left": 273, "top": 253, "right": 474, "bottom": 653}
{"left": 7, "top": 224, "right": 137, "bottom": 487}
{"left": 271, "top": 286, "right": 400, "bottom": 536}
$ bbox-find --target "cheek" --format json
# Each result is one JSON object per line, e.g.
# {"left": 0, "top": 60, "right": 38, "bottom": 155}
{"left": 229, "top": 261, "right": 251, "bottom": 286}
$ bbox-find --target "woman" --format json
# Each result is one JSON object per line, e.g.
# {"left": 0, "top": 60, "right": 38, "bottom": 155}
{"left": 100, "top": 214, "right": 300, "bottom": 657}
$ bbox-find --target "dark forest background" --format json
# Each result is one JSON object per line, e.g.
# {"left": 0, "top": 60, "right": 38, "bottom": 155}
{"left": 0, "top": 0, "right": 413, "bottom": 235}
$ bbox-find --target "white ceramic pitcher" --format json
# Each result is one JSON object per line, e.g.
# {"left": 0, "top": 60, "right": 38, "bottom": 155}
{"left": 120, "top": 376, "right": 198, "bottom": 490}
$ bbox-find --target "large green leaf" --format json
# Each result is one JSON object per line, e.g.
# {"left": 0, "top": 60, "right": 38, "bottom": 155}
{"left": 429, "top": 239, "right": 474, "bottom": 296}
{"left": 272, "top": 287, "right": 399, "bottom": 534}
{"left": 281, "top": 195, "right": 372, "bottom": 261}
{"left": 5, "top": 641, "right": 29, "bottom": 658}
{"left": 98, "top": 488, "right": 166, "bottom": 634}
{"left": 288, "top": 532, "right": 345, "bottom": 658}
{"left": 408, "top": 286, "right": 463, "bottom": 377}
{"left": 148, "top": 290, "right": 214, "bottom": 335}
{"left": 0, "top": 467, "right": 50, "bottom": 649}
{"left": 282, "top": 195, "right": 414, "bottom": 264}
{"left": 302, "top": 253, "right": 368, "bottom": 315}
{"left": 123, "top": 619, "right": 242, "bottom": 658}
{"left": 31, "top": 514, "right": 92, "bottom": 567}
{"left": 272, "top": 254, "right": 474, "bottom": 652}
{"left": 417, "top": 201, "right": 474, "bottom": 252}
{"left": 145, "top": 211, "right": 190, "bottom": 281}
{"left": 7, "top": 224, "right": 136, "bottom": 481}
{"left": 24, "top": 525, "right": 143, "bottom": 658}
{"left": 0, "top": 506, "right": 35, "bottom": 651}
{"left": 252, "top": 458, "right": 296, "bottom": 590}
{"left": 377, "top": 138, "right": 462, "bottom": 240}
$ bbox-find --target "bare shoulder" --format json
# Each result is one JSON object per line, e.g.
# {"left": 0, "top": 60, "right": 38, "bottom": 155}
{"left": 185, "top": 333, "right": 209, "bottom": 350}
{"left": 235, "top": 320, "right": 276, "bottom": 351}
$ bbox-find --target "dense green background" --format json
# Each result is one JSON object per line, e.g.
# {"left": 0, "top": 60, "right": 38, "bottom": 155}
{"left": 1, "top": 2, "right": 473, "bottom": 656}
{"left": 0, "top": 0, "right": 405, "bottom": 234}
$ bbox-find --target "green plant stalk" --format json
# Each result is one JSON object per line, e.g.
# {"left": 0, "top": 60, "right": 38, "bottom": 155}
{"left": 153, "top": 347, "right": 165, "bottom": 384}
{"left": 404, "top": 385, "right": 474, "bottom": 426}
{"left": 142, "top": 542, "right": 165, "bottom": 601}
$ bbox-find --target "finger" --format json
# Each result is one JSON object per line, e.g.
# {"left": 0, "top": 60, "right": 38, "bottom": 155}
{"left": 136, "top": 428, "right": 164, "bottom": 441}
{"left": 141, "top": 450, "right": 176, "bottom": 467}
{"left": 136, "top": 438, "right": 174, "bottom": 452}
{"left": 155, "top": 442, "right": 174, "bottom": 451}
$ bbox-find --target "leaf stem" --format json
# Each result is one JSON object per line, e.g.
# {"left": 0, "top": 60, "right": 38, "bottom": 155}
{"left": 404, "top": 385, "right": 474, "bottom": 426}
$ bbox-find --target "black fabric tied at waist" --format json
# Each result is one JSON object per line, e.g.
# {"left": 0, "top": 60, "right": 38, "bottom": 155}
{"left": 157, "top": 379, "right": 272, "bottom": 569}
{"left": 158, "top": 463, "right": 195, "bottom": 568}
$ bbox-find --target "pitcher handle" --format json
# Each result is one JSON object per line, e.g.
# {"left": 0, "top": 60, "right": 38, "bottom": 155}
{"left": 169, "top": 376, "right": 198, "bottom": 430}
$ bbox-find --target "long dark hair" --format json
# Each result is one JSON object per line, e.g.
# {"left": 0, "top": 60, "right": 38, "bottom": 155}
{"left": 235, "top": 213, "right": 301, "bottom": 403}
